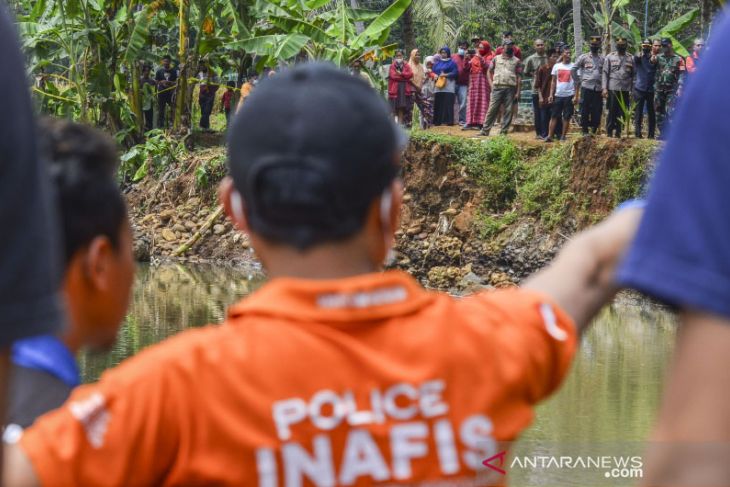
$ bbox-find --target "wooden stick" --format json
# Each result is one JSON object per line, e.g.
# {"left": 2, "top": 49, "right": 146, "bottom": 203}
{"left": 172, "top": 205, "right": 224, "bottom": 256}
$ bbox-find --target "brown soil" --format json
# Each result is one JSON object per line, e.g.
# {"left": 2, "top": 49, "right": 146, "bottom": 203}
{"left": 127, "top": 129, "right": 654, "bottom": 291}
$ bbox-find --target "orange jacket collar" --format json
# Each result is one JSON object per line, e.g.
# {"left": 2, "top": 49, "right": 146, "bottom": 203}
{"left": 227, "top": 270, "right": 435, "bottom": 324}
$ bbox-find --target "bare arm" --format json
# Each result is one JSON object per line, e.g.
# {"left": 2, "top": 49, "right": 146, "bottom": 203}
{"left": 549, "top": 75, "right": 556, "bottom": 102}
{"left": 2, "top": 443, "right": 39, "bottom": 487}
{"left": 641, "top": 311, "right": 730, "bottom": 486}
{"left": 524, "top": 208, "right": 641, "bottom": 332}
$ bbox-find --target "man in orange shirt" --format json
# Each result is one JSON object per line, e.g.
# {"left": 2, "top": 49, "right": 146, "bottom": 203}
{"left": 4, "top": 63, "right": 640, "bottom": 486}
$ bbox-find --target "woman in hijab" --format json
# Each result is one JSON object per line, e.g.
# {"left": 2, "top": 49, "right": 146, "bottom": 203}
{"left": 408, "top": 48, "right": 433, "bottom": 129}
{"left": 464, "top": 41, "right": 493, "bottom": 130}
{"left": 388, "top": 49, "right": 414, "bottom": 127}
{"left": 431, "top": 46, "right": 459, "bottom": 126}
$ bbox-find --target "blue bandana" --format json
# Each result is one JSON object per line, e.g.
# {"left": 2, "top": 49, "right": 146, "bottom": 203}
{"left": 12, "top": 335, "right": 80, "bottom": 387}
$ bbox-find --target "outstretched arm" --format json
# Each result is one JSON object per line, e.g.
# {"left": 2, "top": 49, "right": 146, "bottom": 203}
{"left": 524, "top": 207, "right": 642, "bottom": 332}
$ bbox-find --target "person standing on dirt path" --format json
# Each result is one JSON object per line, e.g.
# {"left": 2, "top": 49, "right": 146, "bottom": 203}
{"left": 3, "top": 62, "right": 643, "bottom": 487}
{"left": 572, "top": 36, "right": 605, "bottom": 136}
{"left": 454, "top": 40, "right": 471, "bottom": 126}
{"left": 479, "top": 39, "right": 523, "bottom": 136}
{"left": 654, "top": 38, "right": 685, "bottom": 139}
{"left": 140, "top": 64, "right": 156, "bottom": 132}
{"left": 431, "top": 46, "right": 459, "bottom": 126}
{"left": 632, "top": 39, "right": 659, "bottom": 139}
{"left": 221, "top": 81, "right": 236, "bottom": 127}
{"left": 535, "top": 48, "right": 559, "bottom": 138}
{"left": 545, "top": 46, "right": 576, "bottom": 142}
{"left": 197, "top": 66, "right": 219, "bottom": 132}
{"left": 408, "top": 49, "right": 433, "bottom": 129}
{"left": 524, "top": 39, "right": 548, "bottom": 140}
{"left": 155, "top": 55, "right": 178, "bottom": 129}
{"left": 463, "top": 41, "right": 493, "bottom": 131}
{"left": 388, "top": 50, "right": 415, "bottom": 128}
{"left": 602, "top": 37, "right": 635, "bottom": 138}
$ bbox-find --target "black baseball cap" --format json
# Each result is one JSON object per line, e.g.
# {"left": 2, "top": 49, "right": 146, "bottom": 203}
{"left": 228, "top": 63, "right": 405, "bottom": 250}
{"left": 503, "top": 30, "right": 513, "bottom": 37}
{"left": 661, "top": 37, "right": 672, "bottom": 46}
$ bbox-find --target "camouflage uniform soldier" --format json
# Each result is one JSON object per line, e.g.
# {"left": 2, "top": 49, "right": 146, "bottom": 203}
{"left": 602, "top": 37, "right": 635, "bottom": 138}
{"left": 654, "top": 38, "right": 685, "bottom": 138}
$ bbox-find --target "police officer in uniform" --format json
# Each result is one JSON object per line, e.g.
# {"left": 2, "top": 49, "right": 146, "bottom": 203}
{"left": 655, "top": 37, "right": 685, "bottom": 138}
{"left": 572, "top": 35, "right": 605, "bottom": 136}
{"left": 602, "top": 37, "right": 635, "bottom": 138}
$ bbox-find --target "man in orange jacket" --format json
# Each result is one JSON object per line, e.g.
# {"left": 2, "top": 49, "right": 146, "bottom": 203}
{"left": 4, "top": 63, "right": 640, "bottom": 486}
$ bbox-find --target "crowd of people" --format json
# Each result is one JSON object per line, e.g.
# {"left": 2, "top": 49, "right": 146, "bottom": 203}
{"left": 136, "top": 55, "right": 257, "bottom": 132}
{"left": 3, "top": 0, "right": 730, "bottom": 484}
{"left": 384, "top": 31, "right": 703, "bottom": 140}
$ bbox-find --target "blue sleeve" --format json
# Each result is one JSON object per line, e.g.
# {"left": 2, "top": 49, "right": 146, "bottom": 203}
{"left": 617, "top": 11, "right": 730, "bottom": 318}
{"left": 447, "top": 62, "right": 459, "bottom": 79}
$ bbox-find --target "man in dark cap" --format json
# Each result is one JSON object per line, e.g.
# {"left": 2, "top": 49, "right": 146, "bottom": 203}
{"left": 654, "top": 37, "right": 685, "bottom": 138}
{"left": 494, "top": 31, "right": 522, "bottom": 59}
{"left": 4, "top": 62, "right": 642, "bottom": 486}
{"left": 602, "top": 37, "right": 636, "bottom": 137}
{"left": 632, "top": 38, "right": 659, "bottom": 138}
{"left": 572, "top": 35, "right": 605, "bottom": 136}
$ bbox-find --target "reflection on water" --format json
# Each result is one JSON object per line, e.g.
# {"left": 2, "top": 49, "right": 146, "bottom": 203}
{"left": 523, "top": 304, "right": 676, "bottom": 442}
{"left": 81, "top": 265, "right": 677, "bottom": 470}
{"left": 79, "top": 264, "right": 263, "bottom": 383}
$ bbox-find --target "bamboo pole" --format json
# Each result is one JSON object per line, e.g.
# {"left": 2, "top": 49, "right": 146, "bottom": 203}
{"left": 172, "top": 205, "right": 224, "bottom": 257}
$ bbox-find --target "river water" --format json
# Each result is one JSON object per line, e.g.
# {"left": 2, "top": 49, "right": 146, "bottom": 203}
{"left": 80, "top": 264, "right": 677, "bottom": 484}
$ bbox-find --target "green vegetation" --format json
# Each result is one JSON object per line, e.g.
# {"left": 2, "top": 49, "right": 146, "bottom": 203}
{"left": 410, "top": 131, "right": 523, "bottom": 211}
{"left": 410, "top": 132, "right": 655, "bottom": 235}
{"left": 517, "top": 143, "right": 575, "bottom": 228}
{"left": 608, "top": 140, "right": 656, "bottom": 204}
{"left": 120, "top": 129, "right": 186, "bottom": 182}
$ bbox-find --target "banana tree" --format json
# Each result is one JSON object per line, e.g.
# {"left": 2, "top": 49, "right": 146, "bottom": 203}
{"left": 609, "top": 5, "right": 699, "bottom": 57}
{"left": 234, "top": 0, "right": 411, "bottom": 70}
{"left": 13, "top": 0, "right": 161, "bottom": 141}
{"left": 593, "top": 0, "right": 699, "bottom": 57}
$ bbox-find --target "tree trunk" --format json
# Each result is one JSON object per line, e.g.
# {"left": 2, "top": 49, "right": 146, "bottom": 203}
{"left": 401, "top": 5, "right": 415, "bottom": 53}
{"left": 572, "top": 0, "right": 583, "bottom": 55}
{"left": 173, "top": 0, "right": 190, "bottom": 131}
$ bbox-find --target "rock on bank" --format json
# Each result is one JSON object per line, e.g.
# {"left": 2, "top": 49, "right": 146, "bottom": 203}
{"left": 126, "top": 133, "right": 657, "bottom": 290}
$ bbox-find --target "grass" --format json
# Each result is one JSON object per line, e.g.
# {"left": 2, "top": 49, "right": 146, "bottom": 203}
{"left": 409, "top": 132, "right": 655, "bottom": 235}
{"left": 410, "top": 131, "right": 524, "bottom": 211}
{"left": 516, "top": 143, "right": 575, "bottom": 228}
{"left": 608, "top": 140, "right": 656, "bottom": 205}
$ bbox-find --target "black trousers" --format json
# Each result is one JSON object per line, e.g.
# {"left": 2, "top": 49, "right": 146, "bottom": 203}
{"left": 633, "top": 89, "right": 656, "bottom": 138}
{"left": 143, "top": 109, "right": 153, "bottom": 132}
{"left": 606, "top": 90, "right": 630, "bottom": 137}
{"left": 157, "top": 95, "right": 174, "bottom": 128}
{"left": 433, "top": 92, "right": 455, "bottom": 126}
{"left": 538, "top": 103, "right": 551, "bottom": 138}
{"left": 199, "top": 96, "right": 215, "bottom": 129}
{"left": 581, "top": 89, "right": 603, "bottom": 134}
{"left": 532, "top": 94, "right": 545, "bottom": 137}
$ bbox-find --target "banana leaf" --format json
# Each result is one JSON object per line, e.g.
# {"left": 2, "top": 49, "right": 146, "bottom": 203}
{"left": 351, "top": 0, "right": 411, "bottom": 50}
